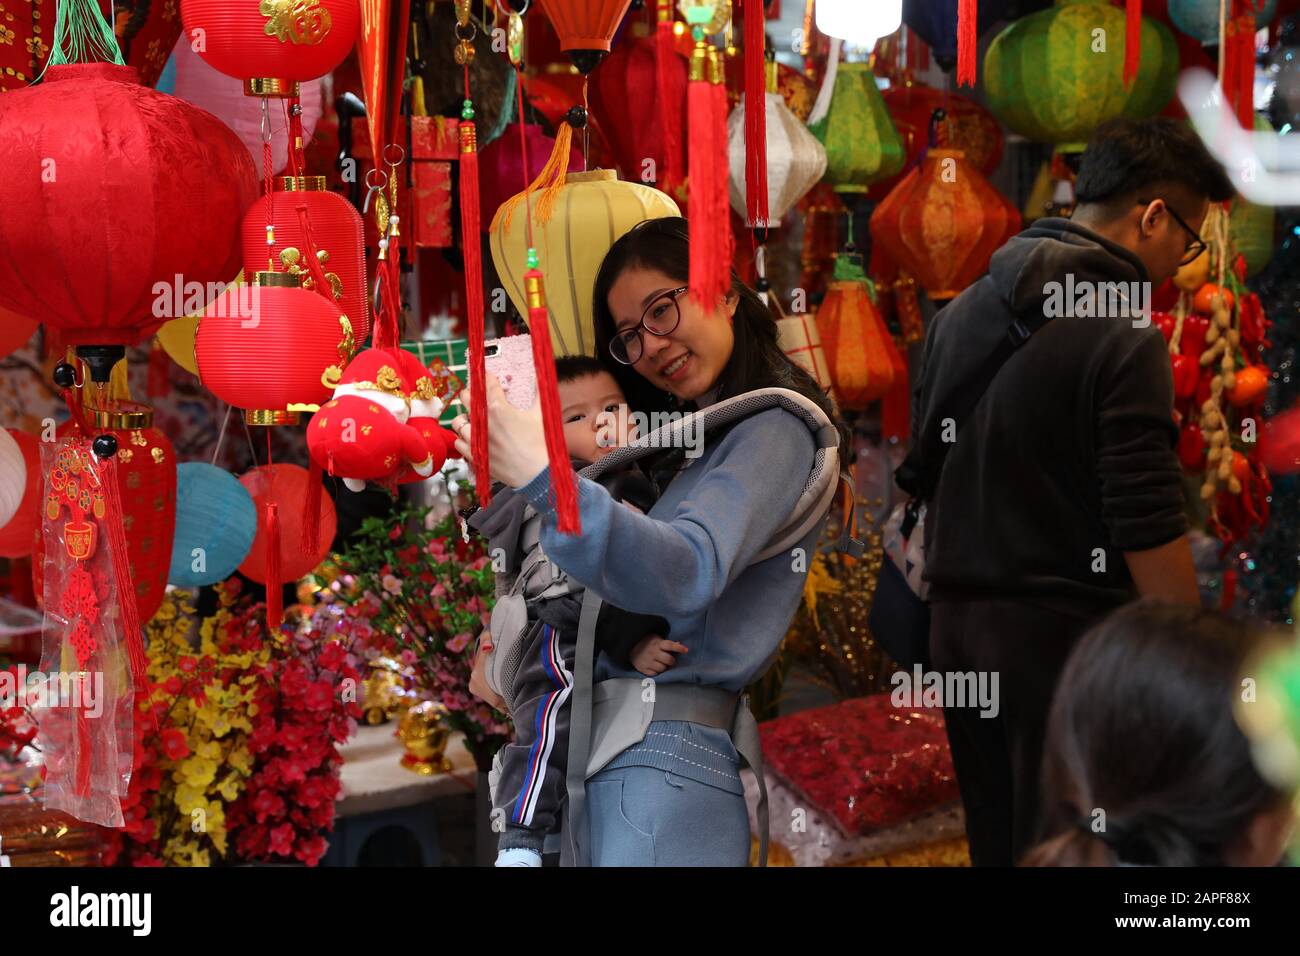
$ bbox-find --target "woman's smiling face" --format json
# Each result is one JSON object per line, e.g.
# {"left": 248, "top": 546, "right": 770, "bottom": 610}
{"left": 606, "top": 265, "right": 737, "bottom": 402}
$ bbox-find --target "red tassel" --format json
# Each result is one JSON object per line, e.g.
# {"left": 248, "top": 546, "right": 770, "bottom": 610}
{"left": 688, "top": 53, "right": 714, "bottom": 304}
{"left": 712, "top": 72, "right": 734, "bottom": 289}
{"left": 265, "top": 500, "right": 283, "bottom": 634}
{"left": 301, "top": 457, "right": 324, "bottom": 557}
{"left": 743, "top": 0, "right": 768, "bottom": 229}
{"left": 373, "top": 253, "right": 402, "bottom": 350}
{"left": 656, "top": 6, "right": 685, "bottom": 192}
{"left": 1124, "top": 0, "right": 1142, "bottom": 87}
{"left": 98, "top": 455, "right": 145, "bottom": 685}
{"left": 524, "top": 267, "right": 581, "bottom": 535}
{"left": 957, "top": 0, "right": 978, "bottom": 88}
{"left": 460, "top": 120, "right": 492, "bottom": 507}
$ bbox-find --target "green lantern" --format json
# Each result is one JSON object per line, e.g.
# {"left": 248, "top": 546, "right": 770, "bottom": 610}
{"left": 809, "top": 62, "right": 906, "bottom": 193}
{"left": 1226, "top": 116, "right": 1277, "bottom": 278}
{"left": 984, "top": 0, "right": 1179, "bottom": 148}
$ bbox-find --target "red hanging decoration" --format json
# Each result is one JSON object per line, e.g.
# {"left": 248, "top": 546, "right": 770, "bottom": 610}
{"left": 461, "top": 111, "right": 493, "bottom": 507}
{"left": 957, "top": 0, "right": 978, "bottom": 88}
{"left": 688, "top": 43, "right": 730, "bottom": 307}
{"left": 656, "top": 0, "right": 687, "bottom": 192}
{"left": 743, "top": 0, "right": 769, "bottom": 231}
{"left": 1224, "top": 0, "right": 1257, "bottom": 130}
{"left": 1125, "top": 0, "right": 1143, "bottom": 87}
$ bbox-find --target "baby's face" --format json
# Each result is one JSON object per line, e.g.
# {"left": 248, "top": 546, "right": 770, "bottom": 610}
{"left": 559, "top": 371, "right": 635, "bottom": 463}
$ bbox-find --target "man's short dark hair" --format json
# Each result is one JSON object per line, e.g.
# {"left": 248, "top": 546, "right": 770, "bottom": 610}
{"left": 555, "top": 354, "right": 612, "bottom": 385}
{"left": 1074, "top": 118, "right": 1235, "bottom": 209}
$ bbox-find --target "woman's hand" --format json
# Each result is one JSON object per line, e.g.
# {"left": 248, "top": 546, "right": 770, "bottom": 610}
{"left": 450, "top": 375, "right": 551, "bottom": 490}
{"left": 469, "top": 640, "right": 506, "bottom": 712}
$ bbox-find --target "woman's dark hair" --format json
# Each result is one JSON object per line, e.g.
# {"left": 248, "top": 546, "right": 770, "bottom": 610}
{"left": 1023, "top": 600, "right": 1287, "bottom": 867}
{"left": 591, "top": 216, "right": 850, "bottom": 456}
{"left": 1074, "top": 117, "right": 1235, "bottom": 209}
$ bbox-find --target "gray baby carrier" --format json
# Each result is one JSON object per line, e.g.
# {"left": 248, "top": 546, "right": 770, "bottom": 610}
{"left": 483, "top": 387, "right": 852, "bottom": 866}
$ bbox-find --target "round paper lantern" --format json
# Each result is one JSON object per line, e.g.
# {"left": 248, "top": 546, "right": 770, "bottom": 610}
{"left": 478, "top": 124, "right": 581, "bottom": 233}
{"left": 0, "top": 430, "right": 39, "bottom": 558}
{"left": 1230, "top": 195, "right": 1276, "bottom": 278}
{"left": 0, "top": 305, "right": 39, "bottom": 361}
{"left": 870, "top": 84, "right": 1004, "bottom": 200}
{"left": 536, "top": 0, "right": 634, "bottom": 74}
{"left": 169, "top": 463, "right": 258, "bottom": 587}
{"left": 238, "top": 464, "right": 337, "bottom": 585}
{"left": 728, "top": 93, "right": 828, "bottom": 228}
{"left": 241, "top": 176, "right": 370, "bottom": 344}
{"left": 181, "top": 0, "right": 361, "bottom": 93}
{"left": 903, "top": 0, "right": 1009, "bottom": 71}
{"left": 815, "top": 254, "right": 899, "bottom": 411}
{"left": 0, "top": 429, "right": 26, "bottom": 530}
{"left": 195, "top": 273, "right": 354, "bottom": 424}
{"left": 983, "top": 0, "right": 1180, "bottom": 146}
{"left": 0, "top": 64, "right": 257, "bottom": 361}
{"left": 171, "top": 36, "right": 323, "bottom": 176}
{"left": 1168, "top": 0, "right": 1276, "bottom": 44}
{"left": 870, "top": 149, "right": 1021, "bottom": 300}
{"left": 591, "top": 30, "right": 688, "bottom": 184}
{"left": 809, "top": 62, "right": 907, "bottom": 192}
{"left": 489, "top": 170, "right": 680, "bottom": 357}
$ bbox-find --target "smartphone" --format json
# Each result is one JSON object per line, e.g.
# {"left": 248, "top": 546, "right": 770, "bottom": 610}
{"left": 480, "top": 334, "right": 538, "bottom": 410}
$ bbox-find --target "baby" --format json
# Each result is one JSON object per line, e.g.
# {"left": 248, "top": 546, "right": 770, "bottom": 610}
{"left": 468, "top": 356, "right": 685, "bottom": 867}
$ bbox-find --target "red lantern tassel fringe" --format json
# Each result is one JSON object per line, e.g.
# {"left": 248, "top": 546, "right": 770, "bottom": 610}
{"left": 1224, "top": 2, "right": 1255, "bottom": 130}
{"left": 99, "top": 456, "right": 145, "bottom": 684}
{"left": 460, "top": 119, "right": 492, "bottom": 506}
{"left": 743, "top": 0, "right": 768, "bottom": 229}
{"left": 957, "top": 0, "right": 978, "bottom": 88}
{"left": 712, "top": 62, "right": 734, "bottom": 289}
{"left": 301, "top": 460, "right": 324, "bottom": 557}
{"left": 656, "top": 2, "right": 684, "bottom": 192}
{"left": 688, "top": 46, "right": 728, "bottom": 307}
{"left": 1124, "top": 0, "right": 1142, "bottom": 87}
{"left": 524, "top": 267, "right": 581, "bottom": 535}
{"left": 265, "top": 500, "right": 283, "bottom": 634}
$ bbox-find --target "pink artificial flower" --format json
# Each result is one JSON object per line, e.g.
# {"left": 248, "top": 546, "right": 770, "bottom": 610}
{"left": 381, "top": 574, "right": 403, "bottom": 595}
{"left": 446, "top": 632, "right": 472, "bottom": 654}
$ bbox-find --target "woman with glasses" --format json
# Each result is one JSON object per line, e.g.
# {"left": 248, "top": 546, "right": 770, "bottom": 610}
{"left": 455, "top": 216, "right": 847, "bottom": 866}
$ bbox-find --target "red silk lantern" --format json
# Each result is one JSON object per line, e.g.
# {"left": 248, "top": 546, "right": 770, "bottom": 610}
{"left": 477, "top": 125, "right": 581, "bottom": 233}
{"left": 0, "top": 64, "right": 256, "bottom": 364}
{"left": 238, "top": 464, "right": 337, "bottom": 585}
{"left": 590, "top": 30, "right": 688, "bottom": 184}
{"left": 241, "top": 176, "right": 370, "bottom": 344}
{"left": 536, "top": 0, "right": 635, "bottom": 73}
{"left": 0, "top": 430, "right": 41, "bottom": 559}
{"left": 195, "top": 273, "right": 353, "bottom": 424}
{"left": 869, "top": 84, "right": 1004, "bottom": 201}
{"left": 815, "top": 254, "right": 899, "bottom": 412}
{"left": 870, "top": 148, "right": 1019, "bottom": 300}
{"left": 0, "top": 306, "right": 39, "bottom": 361}
{"left": 33, "top": 403, "right": 177, "bottom": 623}
{"left": 180, "top": 0, "right": 361, "bottom": 94}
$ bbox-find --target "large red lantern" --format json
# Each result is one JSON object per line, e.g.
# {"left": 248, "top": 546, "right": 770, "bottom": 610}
{"left": 0, "top": 64, "right": 256, "bottom": 379}
{"left": 195, "top": 273, "right": 353, "bottom": 424}
{"left": 590, "top": 30, "right": 687, "bottom": 184}
{"left": 815, "top": 254, "right": 900, "bottom": 412}
{"left": 34, "top": 402, "right": 177, "bottom": 624}
{"left": 241, "top": 176, "right": 370, "bottom": 344}
{"left": 870, "top": 148, "right": 1020, "bottom": 301}
{"left": 180, "top": 0, "right": 361, "bottom": 94}
{"left": 536, "top": 0, "right": 635, "bottom": 73}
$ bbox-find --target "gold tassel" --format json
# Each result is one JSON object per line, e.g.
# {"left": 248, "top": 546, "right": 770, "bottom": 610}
{"left": 494, "top": 121, "right": 575, "bottom": 233}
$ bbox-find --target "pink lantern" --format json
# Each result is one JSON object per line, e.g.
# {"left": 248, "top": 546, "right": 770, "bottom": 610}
{"left": 171, "top": 37, "right": 323, "bottom": 176}
{"left": 478, "top": 123, "right": 581, "bottom": 233}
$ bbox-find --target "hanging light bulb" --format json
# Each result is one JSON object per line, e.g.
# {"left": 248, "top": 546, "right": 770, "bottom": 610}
{"left": 815, "top": 0, "right": 902, "bottom": 50}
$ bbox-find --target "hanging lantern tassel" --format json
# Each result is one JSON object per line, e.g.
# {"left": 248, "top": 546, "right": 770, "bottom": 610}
{"left": 1224, "top": 0, "right": 1255, "bottom": 130}
{"left": 657, "top": 0, "right": 685, "bottom": 192}
{"left": 711, "top": 49, "right": 734, "bottom": 283}
{"left": 264, "top": 500, "right": 283, "bottom": 633}
{"left": 524, "top": 260, "right": 581, "bottom": 535}
{"left": 743, "top": 0, "right": 769, "bottom": 230}
{"left": 1124, "top": 0, "right": 1142, "bottom": 87}
{"left": 957, "top": 0, "right": 978, "bottom": 88}
{"left": 689, "top": 39, "right": 717, "bottom": 304}
{"left": 460, "top": 111, "right": 492, "bottom": 506}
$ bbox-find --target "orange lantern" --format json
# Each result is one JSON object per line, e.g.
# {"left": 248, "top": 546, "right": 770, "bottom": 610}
{"left": 815, "top": 253, "right": 900, "bottom": 412}
{"left": 870, "top": 148, "right": 1019, "bottom": 301}
{"left": 536, "top": 0, "right": 635, "bottom": 73}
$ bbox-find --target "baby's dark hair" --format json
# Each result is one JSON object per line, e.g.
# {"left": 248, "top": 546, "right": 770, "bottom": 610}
{"left": 555, "top": 354, "right": 613, "bottom": 385}
{"left": 1023, "top": 600, "right": 1287, "bottom": 867}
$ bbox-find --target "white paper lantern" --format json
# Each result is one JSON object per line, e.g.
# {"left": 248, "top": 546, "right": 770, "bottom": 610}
{"left": 728, "top": 92, "right": 828, "bottom": 229}
{"left": 0, "top": 428, "right": 26, "bottom": 529}
{"left": 816, "top": 0, "right": 902, "bottom": 49}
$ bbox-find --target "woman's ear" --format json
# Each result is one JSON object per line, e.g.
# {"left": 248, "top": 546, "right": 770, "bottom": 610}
{"left": 723, "top": 288, "right": 740, "bottom": 319}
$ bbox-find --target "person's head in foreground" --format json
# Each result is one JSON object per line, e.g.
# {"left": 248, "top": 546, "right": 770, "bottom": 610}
{"left": 1025, "top": 600, "right": 1296, "bottom": 866}
{"left": 1070, "top": 117, "right": 1235, "bottom": 287}
{"left": 555, "top": 354, "right": 634, "bottom": 463}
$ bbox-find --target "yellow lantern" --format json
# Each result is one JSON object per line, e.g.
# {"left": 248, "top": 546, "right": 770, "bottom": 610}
{"left": 489, "top": 170, "right": 680, "bottom": 357}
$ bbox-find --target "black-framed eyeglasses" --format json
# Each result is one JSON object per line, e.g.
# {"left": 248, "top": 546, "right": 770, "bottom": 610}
{"left": 1136, "top": 198, "right": 1207, "bottom": 266}
{"left": 608, "top": 286, "right": 688, "bottom": 365}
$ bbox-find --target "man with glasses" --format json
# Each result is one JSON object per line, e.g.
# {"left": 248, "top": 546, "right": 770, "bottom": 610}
{"left": 908, "top": 118, "right": 1236, "bottom": 866}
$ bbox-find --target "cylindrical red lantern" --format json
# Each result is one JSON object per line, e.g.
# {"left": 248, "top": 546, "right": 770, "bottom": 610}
{"left": 34, "top": 403, "right": 177, "bottom": 623}
{"left": 477, "top": 125, "right": 581, "bottom": 233}
{"left": 536, "top": 0, "right": 635, "bottom": 73}
{"left": 242, "top": 176, "right": 370, "bottom": 344}
{"left": 181, "top": 0, "right": 361, "bottom": 95}
{"left": 0, "top": 64, "right": 256, "bottom": 376}
{"left": 815, "top": 254, "right": 900, "bottom": 412}
{"left": 195, "top": 273, "right": 353, "bottom": 425}
{"left": 238, "top": 464, "right": 337, "bottom": 585}
{"left": 870, "top": 148, "right": 1020, "bottom": 301}
{"left": 0, "top": 429, "right": 40, "bottom": 559}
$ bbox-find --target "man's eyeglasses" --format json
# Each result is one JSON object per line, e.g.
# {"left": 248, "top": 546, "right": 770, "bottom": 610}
{"left": 608, "top": 286, "right": 688, "bottom": 365}
{"left": 1136, "top": 198, "right": 1207, "bottom": 266}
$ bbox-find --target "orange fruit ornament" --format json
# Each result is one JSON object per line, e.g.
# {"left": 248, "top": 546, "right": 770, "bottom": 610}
{"left": 1193, "top": 283, "right": 1234, "bottom": 315}
{"left": 1229, "top": 365, "right": 1269, "bottom": 406}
